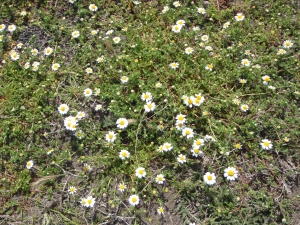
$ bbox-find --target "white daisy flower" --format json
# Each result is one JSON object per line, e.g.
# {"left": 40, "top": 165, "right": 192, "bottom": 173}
{"left": 155, "top": 174, "right": 165, "bottom": 184}
{"left": 176, "top": 20, "right": 185, "bottom": 26}
{"left": 0, "top": 24, "right": 6, "bottom": 32}
{"left": 26, "top": 160, "right": 34, "bottom": 169}
{"left": 17, "top": 43, "right": 23, "bottom": 49}
{"left": 241, "top": 59, "right": 251, "bottom": 66}
{"left": 135, "top": 167, "right": 146, "bottom": 178}
{"left": 162, "top": 142, "right": 173, "bottom": 152}
{"left": 283, "top": 40, "right": 293, "bottom": 49}
{"left": 118, "top": 183, "right": 127, "bottom": 192}
{"left": 170, "top": 62, "right": 179, "bottom": 69}
{"left": 173, "top": 1, "right": 181, "bottom": 7}
{"left": 224, "top": 167, "right": 238, "bottom": 181}
{"left": 185, "top": 47, "right": 194, "bottom": 55}
{"left": 74, "top": 130, "right": 84, "bottom": 139}
{"left": 197, "top": 7, "right": 206, "bottom": 14}
{"left": 68, "top": 186, "right": 77, "bottom": 195}
{"left": 172, "top": 24, "right": 182, "bottom": 33}
{"left": 9, "top": 51, "right": 19, "bottom": 61}
{"left": 157, "top": 207, "right": 164, "bottom": 215}
{"left": 203, "top": 172, "right": 216, "bottom": 185}
{"left": 260, "top": 139, "right": 273, "bottom": 150}
{"left": 83, "top": 163, "right": 92, "bottom": 172}
{"left": 31, "top": 48, "right": 39, "bottom": 56}
{"left": 141, "top": 92, "right": 152, "bottom": 102}
{"left": 193, "top": 138, "right": 205, "bottom": 148}
{"left": 155, "top": 82, "right": 162, "bottom": 88}
{"left": 24, "top": 62, "right": 30, "bottom": 69}
{"left": 223, "top": 22, "right": 230, "bottom": 29}
{"left": 95, "top": 104, "right": 102, "bottom": 111}
{"left": 191, "top": 147, "right": 203, "bottom": 157}
{"left": 85, "top": 196, "right": 96, "bottom": 207}
{"left": 76, "top": 111, "right": 86, "bottom": 119}
{"left": 106, "top": 29, "right": 114, "bottom": 35}
{"left": 201, "top": 35, "right": 209, "bottom": 42}
{"left": 262, "top": 75, "right": 271, "bottom": 85}
{"left": 58, "top": 104, "right": 69, "bottom": 115}
{"left": 205, "top": 64, "right": 213, "bottom": 71}
{"left": 184, "top": 96, "right": 195, "bottom": 108}
{"left": 113, "top": 37, "right": 121, "bottom": 44}
{"left": 235, "top": 13, "right": 245, "bottom": 21}
{"left": 182, "top": 127, "right": 194, "bottom": 139}
{"left": 116, "top": 118, "right": 128, "bottom": 129}
{"left": 89, "top": 4, "right": 98, "bottom": 11}
{"left": 120, "top": 76, "right": 129, "bottom": 83}
{"left": 177, "top": 154, "right": 186, "bottom": 164}
{"left": 176, "top": 114, "right": 186, "bottom": 123}
{"left": 119, "top": 150, "right": 130, "bottom": 160}
{"left": 128, "top": 195, "right": 140, "bottom": 206}
{"left": 86, "top": 67, "right": 93, "bottom": 74}
{"left": 8, "top": 24, "right": 16, "bottom": 32}
{"left": 72, "top": 30, "right": 80, "bottom": 38}
{"left": 44, "top": 47, "right": 53, "bottom": 56}
{"left": 83, "top": 88, "right": 93, "bottom": 97}
{"left": 52, "top": 63, "right": 60, "bottom": 71}
{"left": 144, "top": 102, "right": 156, "bottom": 112}
{"left": 105, "top": 131, "right": 117, "bottom": 143}
{"left": 162, "top": 6, "right": 169, "bottom": 13}
{"left": 240, "top": 104, "right": 249, "bottom": 112}
{"left": 175, "top": 121, "right": 185, "bottom": 130}
{"left": 96, "top": 56, "right": 105, "bottom": 63}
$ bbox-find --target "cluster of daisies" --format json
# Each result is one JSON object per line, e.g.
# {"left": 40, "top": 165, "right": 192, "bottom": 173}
{"left": 181, "top": 93, "right": 205, "bottom": 108}
{"left": 17, "top": 1, "right": 289, "bottom": 217}
{"left": 57, "top": 88, "right": 102, "bottom": 139}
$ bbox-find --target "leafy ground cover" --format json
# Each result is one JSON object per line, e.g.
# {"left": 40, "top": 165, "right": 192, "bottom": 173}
{"left": 0, "top": 0, "right": 299, "bottom": 224}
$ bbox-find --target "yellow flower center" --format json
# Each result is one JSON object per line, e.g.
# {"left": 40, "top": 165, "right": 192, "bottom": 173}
{"left": 87, "top": 199, "right": 92, "bottom": 204}
{"left": 207, "top": 175, "right": 213, "bottom": 181}
{"left": 138, "top": 170, "right": 144, "bottom": 174}
{"left": 228, "top": 170, "right": 234, "bottom": 176}
{"left": 132, "top": 197, "right": 137, "bottom": 203}
{"left": 158, "top": 177, "right": 163, "bottom": 181}
{"left": 264, "top": 142, "right": 269, "bottom": 147}
{"left": 109, "top": 134, "right": 113, "bottom": 139}
{"left": 27, "top": 162, "right": 31, "bottom": 167}
{"left": 122, "top": 152, "right": 127, "bottom": 157}
{"left": 194, "top": 149, "right": 199, "bottom": 154}
{"left": 196, "top": 140, "right": 202, "bottom": 145}
{"left": 120, "top": 120, "right": 125, "bottom": 125}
